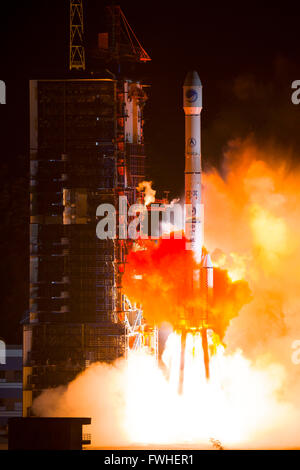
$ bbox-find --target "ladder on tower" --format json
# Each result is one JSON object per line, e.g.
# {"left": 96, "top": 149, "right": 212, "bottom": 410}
{"left": 70, "top": 0, "right": 86, "bottom": 70}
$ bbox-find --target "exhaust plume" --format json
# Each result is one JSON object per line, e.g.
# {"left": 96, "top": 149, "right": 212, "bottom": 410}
{"left": 33, "top": 138, "right": 300, "bottom": 449}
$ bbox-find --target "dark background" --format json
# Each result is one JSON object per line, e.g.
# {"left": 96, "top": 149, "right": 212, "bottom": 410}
{"left": 0, "top": 1, "right": 299, "bottom": 343}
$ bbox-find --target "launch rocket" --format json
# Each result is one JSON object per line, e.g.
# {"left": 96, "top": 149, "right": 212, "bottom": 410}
{"left": 183, "top": 70, "right": 204, "bottom": 255}
{"left": 179, "top": 71, "right": 214, "bottom": 387}
{"left": 183, "top": 70, "right": 213, "bottom": 293}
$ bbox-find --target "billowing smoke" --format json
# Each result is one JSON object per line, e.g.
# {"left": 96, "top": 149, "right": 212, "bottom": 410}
{"left": 202, "top": 138, "right": 300, "bottom": 418}
{"left": 204, "top": 138, "right": 300, "bottom": 358}
{"left": 33, "top": 137, "right": 300, "bottom": 449}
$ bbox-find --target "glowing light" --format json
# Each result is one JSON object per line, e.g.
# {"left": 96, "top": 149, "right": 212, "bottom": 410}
{"left": 137, "top": 181, "right": 156, "bottom": 206}
{"left": 33, "top": 139, "right": 300, "bottom": 449}
{"left": 250, "top": 204, "right": 288, "bottom": 266}
{"left": 121, "top": 335, "right": 293, "bottom": 448}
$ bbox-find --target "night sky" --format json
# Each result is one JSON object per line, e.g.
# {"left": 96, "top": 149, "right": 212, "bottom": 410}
{"left": 0, "top": 1, "right": 299, "bottom": 343}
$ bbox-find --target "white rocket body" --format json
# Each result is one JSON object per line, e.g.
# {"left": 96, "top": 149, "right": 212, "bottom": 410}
{"left": 183, "top": 71, "right": 204, "bottom": 257}
{"left": 180, "top": 72, "right": 214, "bottom": 381}
{"left": 183, "top": 71, "right": 213, "bottom": 310}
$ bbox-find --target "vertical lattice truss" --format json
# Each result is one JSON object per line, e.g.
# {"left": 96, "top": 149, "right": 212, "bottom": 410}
{"left": 70, "top": 0, "right": 86, "bottom": 70}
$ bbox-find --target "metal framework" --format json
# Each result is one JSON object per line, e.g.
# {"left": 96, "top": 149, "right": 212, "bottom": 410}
{"left": 24, "top": 2, "right": 155, "bottom": 418}
{"left": 123, "top": 296, "right": 158, "bottom": 360}
{"left": 70, "top": 0, "right": 86, "bottom": 70}
{"left": 119, "top": 8, "right": 151, "bottom": 62}
{"left": 99, "top": 5, "right": 151, "bottom": 64}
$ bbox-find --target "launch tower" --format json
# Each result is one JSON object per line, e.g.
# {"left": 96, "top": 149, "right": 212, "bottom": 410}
{"left": 23, "top": 4, "right": 156, "bottom": 416}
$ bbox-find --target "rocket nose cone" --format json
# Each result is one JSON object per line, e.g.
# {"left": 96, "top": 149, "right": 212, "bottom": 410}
{"left": 184, "top": 70, "right": 202, "bottom": 86}
{"left": 202, "top": 253, "right": 213, "bottom": 269}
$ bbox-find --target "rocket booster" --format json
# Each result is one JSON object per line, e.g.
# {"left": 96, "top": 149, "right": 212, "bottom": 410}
{"left": 183, "top": 71, "right": 204, "bottom": 255}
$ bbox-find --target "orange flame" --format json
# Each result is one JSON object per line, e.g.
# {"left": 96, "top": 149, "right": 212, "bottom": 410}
{"left": 32, "top": 138, "right": 300, "bottom": 449}
{"left": 123, "top": 236, "right": 251, "bottom": 340}
{"left": 136, "top": 180, "right": 156, "bottom": 206}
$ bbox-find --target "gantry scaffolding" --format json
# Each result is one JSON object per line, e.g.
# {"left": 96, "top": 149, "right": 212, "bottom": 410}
{"left": 24, "top": 75, "right": 156, "bottom": 415}
{"left": 23, "top": 4, "right": 156, "bottom": 416}
{"left": 70, "top": 0, "right": 86, "bottom": 70}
